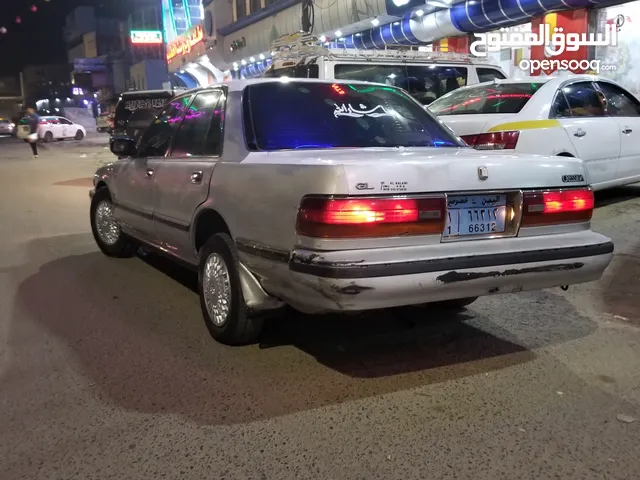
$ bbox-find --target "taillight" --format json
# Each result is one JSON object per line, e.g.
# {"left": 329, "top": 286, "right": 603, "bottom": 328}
{"left": 462, "top": 131, "right": 519, "bottom": 150}
{"left": 522, "top": 188, "right": 594, "bottom": 226}
{"left": 296, "top": 196, "right": 445, "bottom": 238}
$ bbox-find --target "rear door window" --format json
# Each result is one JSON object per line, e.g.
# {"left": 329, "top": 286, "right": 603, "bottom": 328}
{"left": 476, "top": 67, "right": 507, "bottom": 83}
{"left": 136, "top": 95, "right": 193, "bottom": 157}
{"left": 170, "top": 90, "right": 225, "bottom": 157}
{"left": 553, "top": 82, "right": 606, "bottom": 118}
{"left": 334, "top": 64, "right": 468, "bottom": 105}
{"left": 429, "top": 83, "right": 542, "bottom": 115}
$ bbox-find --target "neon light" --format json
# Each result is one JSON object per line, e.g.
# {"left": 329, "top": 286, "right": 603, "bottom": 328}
{"left": 166, "top": 24, "right": 204, "bottom": 61}
{"left": 131, "top": 30, "right": 163, "bottom": 44}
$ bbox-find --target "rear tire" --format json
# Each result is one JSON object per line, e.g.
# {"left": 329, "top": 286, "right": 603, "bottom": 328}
{"left": 198, "top": 233, "right": 264, "bottom": 345}
{"left": 75, "top": 130, "right": 84, "bottom": 140}
{"left": 90, "top": 187, "right": 138, "bottom": 258}
{"left": 413, "top": 297, "right": 478, "bottom": 310}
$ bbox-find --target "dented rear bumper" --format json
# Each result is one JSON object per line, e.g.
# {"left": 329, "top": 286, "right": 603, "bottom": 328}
{"left": 283, "top": 238, "right": 613, "bottom": 314}
{"left": 237, "top": 232, "right": 614, "bottom": 314}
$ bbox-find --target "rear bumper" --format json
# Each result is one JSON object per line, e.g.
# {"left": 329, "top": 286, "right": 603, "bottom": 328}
{"left": 240, "top": 231, "right": 614, "bottom": 314}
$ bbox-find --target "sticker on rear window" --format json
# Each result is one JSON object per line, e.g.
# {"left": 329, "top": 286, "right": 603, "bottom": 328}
{"left": 334, "top": 103, "right": 392, "bottom": 119}
{"left": 124, "top": 99, "right": 167, "bottom": 111}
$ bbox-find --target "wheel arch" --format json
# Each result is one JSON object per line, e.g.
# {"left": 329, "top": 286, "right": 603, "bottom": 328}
{"left": 192, "top": 208, "right": 231, "bottom": 255}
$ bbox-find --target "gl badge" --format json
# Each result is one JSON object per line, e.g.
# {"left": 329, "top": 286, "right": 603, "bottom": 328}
{"left": 477, "top": 166, "right": 489, "bottom": 181}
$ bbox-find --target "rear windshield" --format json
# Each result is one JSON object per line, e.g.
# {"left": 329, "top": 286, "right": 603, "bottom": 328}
{"left": 242, "top": 81, "right": 464, "bottom": 151}
{"left": 428, "top": 82, "right": 544, "bottom": 116}
{"left": 115, "top": 96, "right": 169, "bottom": 130}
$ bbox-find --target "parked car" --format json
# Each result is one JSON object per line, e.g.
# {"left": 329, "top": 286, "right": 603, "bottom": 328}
{"left": 96, "top": 112, "right": 114, "bottom": 133}
{"left": 263, "top": 33, "right": 507, "bottom": 105}
{"left": 112, "top": 89, "right": 178, "bottom": 140}
{"left": 38, "top": 116, "right": 86, "bottom": 142}
{"left": 0, "top": 118, "right": 15, "bottom": 135}
{"left": 428, "top": 74, "right": 640, "bottom": 191}
{"left": 90, "top": 79, "right": 614, "bottom": 345}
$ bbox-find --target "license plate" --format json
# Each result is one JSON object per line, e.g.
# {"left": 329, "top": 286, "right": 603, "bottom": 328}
{"left": 443, "top": 194, "right": 507, "bottom": 238}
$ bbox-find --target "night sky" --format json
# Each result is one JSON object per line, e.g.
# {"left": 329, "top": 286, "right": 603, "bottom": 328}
{"left": 0, "top": 0, "right": 132, "bottom": 75}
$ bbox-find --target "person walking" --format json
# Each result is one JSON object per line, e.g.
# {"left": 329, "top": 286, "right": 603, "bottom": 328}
{"left": 24, "top": 107, "right": 40, "bottom": 158}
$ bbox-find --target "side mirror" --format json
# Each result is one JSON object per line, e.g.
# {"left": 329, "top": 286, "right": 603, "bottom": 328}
{"left": 110, "top": 136, "right": 137, "bottom": 157}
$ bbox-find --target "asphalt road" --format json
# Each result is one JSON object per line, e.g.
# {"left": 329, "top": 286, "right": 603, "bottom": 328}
{"left": 1, "top": 137, "right": 639, "bottom": 480}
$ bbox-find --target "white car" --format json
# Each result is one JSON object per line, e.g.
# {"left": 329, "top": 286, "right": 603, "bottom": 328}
{"left": 91, "top": 78, "right": 613, "bottom": 345}
{"left": 428, "top": 75, "right": 640, "bottom": 191}
{"left": 39, "top": 116, "right": 86, "bottom": 142}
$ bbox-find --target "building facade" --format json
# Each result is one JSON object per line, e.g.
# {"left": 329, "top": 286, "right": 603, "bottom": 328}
{"left": 161, "top": 0, "right": 640, "bottom": 89}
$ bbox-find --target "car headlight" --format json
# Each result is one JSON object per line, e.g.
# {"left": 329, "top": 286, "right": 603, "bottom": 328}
{"left": 93, "top": 174, "right": 99, "bottom": 186}
{"left": 10, "top": 123, "right": 14, "bottom": 128}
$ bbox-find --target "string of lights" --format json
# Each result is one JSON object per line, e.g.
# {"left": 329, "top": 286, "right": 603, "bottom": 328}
{"left": 0, "top": 0, "right": 52, "bottom": 36}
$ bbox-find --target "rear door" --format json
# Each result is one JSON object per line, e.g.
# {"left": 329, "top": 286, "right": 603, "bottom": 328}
{"left": 551, "top": 81, "right": 621, "bottom": 187}
{"left": 152, "top": 89, "right": 227, "bottom": 257}
{"left": 594, "top": 80, "right": 640, "bottom": 184}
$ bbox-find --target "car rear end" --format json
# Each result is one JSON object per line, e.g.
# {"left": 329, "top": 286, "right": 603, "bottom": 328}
{"left": 429, "top": 80, "right": 559, "bottom": 152}
{"left": 289, "top": 182, "right": 611, "bottom": 312}
{"left": 236, "top": 80, "right": 613, "bottom": 314}
{"left": 0, "top": 119, "right": 15, "bottom": 135}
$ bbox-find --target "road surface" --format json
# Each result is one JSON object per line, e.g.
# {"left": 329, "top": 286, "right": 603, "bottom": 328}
{"left": 1, "top": 136, "right": 639, "bottom": 479}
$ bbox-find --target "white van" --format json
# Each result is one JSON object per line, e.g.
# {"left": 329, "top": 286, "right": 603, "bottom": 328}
{"left": 262, "top": 34, "right": 507, "bottom": 105}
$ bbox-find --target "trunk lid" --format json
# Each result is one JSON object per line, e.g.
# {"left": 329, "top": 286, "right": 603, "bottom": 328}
{"left": 267, "top": 147, "right": 587, "bottom": 195}
{"left": 439, "top": 114, "right": 517, "bottom": 137}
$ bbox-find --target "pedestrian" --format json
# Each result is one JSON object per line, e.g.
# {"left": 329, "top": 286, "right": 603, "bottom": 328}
{"left": 24, "top": 106, "right": 40, "bottom": 158}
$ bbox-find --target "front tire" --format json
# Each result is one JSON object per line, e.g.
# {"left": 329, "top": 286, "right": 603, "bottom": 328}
{"left": 198, "top": 233, "right": 264, "bottom": 345}
{"left": 90, "top": 187, "right": 137, "bottom": 258}
{"left": 75, "top": 130, "right": 84, "bottom": 140}
{"left": 44, "top": 131, "right": 53, "bottom": 143}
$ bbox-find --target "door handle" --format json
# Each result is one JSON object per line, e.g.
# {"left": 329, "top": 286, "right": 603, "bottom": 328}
{"left": 190, "top": 171, "right": 203, "bottom": 184}
{"left": 573, "top": 129, "right": 586, "bottom": 138}
{"left": 623, "top": 128, "right": 633, "bottom": 134}
{"left": 145, "top": 168, "right": 154, "bottom": 178}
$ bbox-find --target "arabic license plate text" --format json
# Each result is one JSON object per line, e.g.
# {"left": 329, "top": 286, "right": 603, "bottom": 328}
{"left": 444, "top": 194, "right": 507, "bottom": 238}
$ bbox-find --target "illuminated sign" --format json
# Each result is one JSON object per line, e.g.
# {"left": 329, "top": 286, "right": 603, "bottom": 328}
{"left": 131, "top": 30, "right": 163, "bottom": 44}
{"left": 166, "top": 24, "right": 204, "bottom": 61}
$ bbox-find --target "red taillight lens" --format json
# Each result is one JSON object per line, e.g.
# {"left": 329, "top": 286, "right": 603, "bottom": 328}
{"left": 522, "top": 188, "right": 594, "bottom": 226}
{"left": 462, "top": 131, "right": 519, "bottom": 150}
{"left": 297, "top": 196, "right": 445, "bottom": 238}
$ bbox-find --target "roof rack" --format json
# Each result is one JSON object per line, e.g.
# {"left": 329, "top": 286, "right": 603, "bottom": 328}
{"left": 269, "top": 33, "right": 494, "bottom": 65}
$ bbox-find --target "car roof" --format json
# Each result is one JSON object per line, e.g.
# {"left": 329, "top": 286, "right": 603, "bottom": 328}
{"left": 178, "top": 77, "right": 404, "bottom": 96}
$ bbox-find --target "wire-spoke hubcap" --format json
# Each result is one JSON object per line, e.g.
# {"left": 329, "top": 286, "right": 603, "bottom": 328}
{"left": 95, "top": 200, "right": 120, "bottom": 246}
{"left": 203, "top": 253, "right": 232, "bottom": 326}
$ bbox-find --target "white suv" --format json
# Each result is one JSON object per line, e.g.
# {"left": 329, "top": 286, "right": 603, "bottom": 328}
{"left": 263, "top": 37, "right": 507, "bottom": 105}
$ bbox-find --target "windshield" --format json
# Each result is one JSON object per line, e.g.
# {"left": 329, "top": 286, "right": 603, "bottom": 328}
{"left": 242, "top": 81, "right": 464, "bottom": 151}
{"left": 429, "top": 82, "right": 545, "bottom": 116}
{"left": 334, "top": 64, "right": 468, "bottom": 105}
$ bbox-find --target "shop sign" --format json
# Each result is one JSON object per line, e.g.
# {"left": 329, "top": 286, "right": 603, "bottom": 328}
{"left": 131, "top": 30, "right": 163, "bottom": 45}
{"left": 167, "top": 25, "right": 205, "bottom": 61}
{"left": 470, "top": 23, "right": 618, "bottom": 58}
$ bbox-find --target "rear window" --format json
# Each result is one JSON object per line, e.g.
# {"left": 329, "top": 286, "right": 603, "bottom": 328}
{"left": 429, "top": 83, "right": 544, "bottom": 116}
{"left": 115, "top": 96, "right": 170, "bottom": 128}
{"left": 242, "top": 81, "right": 464, "bottom": 151}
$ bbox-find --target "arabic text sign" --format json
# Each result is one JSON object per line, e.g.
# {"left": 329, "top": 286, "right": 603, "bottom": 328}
{"left": 334, "top": 103, "right": 392, "bottom": 118}
{"left": 166, "top": 25, "right": 204, "bottom": 61}
{"left": 131, "top": 30, "right": 163, "bottom": 45}
{"left": 470, "top": 24, "right": 618, "bottom": 58}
